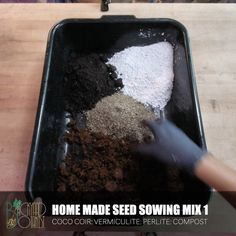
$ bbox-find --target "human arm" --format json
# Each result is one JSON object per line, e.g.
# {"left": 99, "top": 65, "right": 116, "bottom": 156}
{"left": 137, "top": 119, "right": 236, "bottom": 208}
{"left": 195, "top": 154, "right": 236, "bottom": 208}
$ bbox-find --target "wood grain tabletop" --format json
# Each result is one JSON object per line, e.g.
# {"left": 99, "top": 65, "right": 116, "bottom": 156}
{"left": 0, "top": 3, "right": 235, "bottom": 191}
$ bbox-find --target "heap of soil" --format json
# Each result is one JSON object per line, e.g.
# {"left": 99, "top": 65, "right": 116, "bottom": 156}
{"left": 63, "top": 52, "right": 123, "bottom": 113}
{"left": 57, "top": 121, "right": 184, "bottom": 193}
{"left": 59, "top": 52, "right": 184, "bottom": 196}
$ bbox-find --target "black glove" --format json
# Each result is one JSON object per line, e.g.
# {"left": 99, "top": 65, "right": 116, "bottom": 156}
{"left": 137, "top": 119, "right": 208, "bottom": 174}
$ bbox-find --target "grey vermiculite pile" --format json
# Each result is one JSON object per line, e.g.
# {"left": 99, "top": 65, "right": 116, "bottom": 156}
{"left": 86, "top": 93, "right": 158, "bottom": 142}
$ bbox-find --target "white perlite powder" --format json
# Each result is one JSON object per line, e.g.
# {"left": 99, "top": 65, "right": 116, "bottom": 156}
{"left": 108, "top": 42, "right": 174, "bottom": 110}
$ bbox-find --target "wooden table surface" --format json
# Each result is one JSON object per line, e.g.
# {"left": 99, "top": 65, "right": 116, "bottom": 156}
{"left": 0, "top": 3, "right": 235, "bottom": 191}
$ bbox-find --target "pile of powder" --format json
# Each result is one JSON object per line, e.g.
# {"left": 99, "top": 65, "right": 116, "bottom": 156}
{"left": 108, "top": 42, "right": 174, "bottom": 110}
{"left": 86, "top": 93, "right": 157, "bottom": 141}
{"left": 63, "top": 52, "right": 123, "bottom": 113}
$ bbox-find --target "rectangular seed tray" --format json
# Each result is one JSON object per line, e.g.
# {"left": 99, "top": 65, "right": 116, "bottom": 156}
{"left": 26, "top": 16, "right": 211, "bottom": 206}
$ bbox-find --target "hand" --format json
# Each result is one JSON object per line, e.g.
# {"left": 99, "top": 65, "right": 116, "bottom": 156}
{"left": 136, "top": 119, "right": 208, "bottom": 174}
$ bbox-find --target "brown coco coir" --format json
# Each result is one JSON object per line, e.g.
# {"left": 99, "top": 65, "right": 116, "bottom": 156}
{"left": 57, "top": 121, "right": 184, "bottom": 193}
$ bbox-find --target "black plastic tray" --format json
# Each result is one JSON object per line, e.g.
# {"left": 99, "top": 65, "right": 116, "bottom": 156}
{"left": 26, "top": 16, "right": 211, "bottom": 205}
